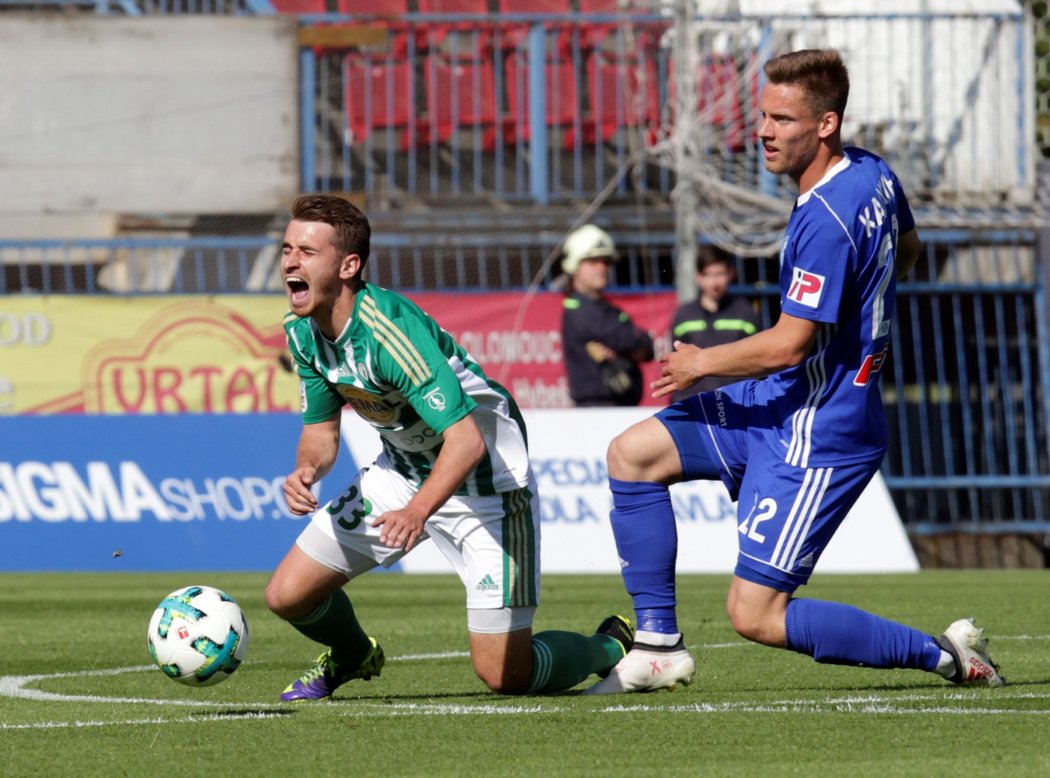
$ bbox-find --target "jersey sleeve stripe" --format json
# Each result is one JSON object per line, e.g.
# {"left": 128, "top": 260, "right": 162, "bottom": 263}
{"left": 811, "top": 192, "right": 858, "bottom": 254}
{"left": 359, "top": 297, "right": 431, "bottom": 386}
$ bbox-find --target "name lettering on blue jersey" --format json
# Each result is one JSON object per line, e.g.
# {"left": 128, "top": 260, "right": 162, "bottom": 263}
{"left": 857, "top": 175, "right": 898, "bottom": 239}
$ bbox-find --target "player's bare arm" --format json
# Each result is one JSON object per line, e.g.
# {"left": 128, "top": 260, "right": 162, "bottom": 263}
{"left": 896, "top": 229, "right": 923, "bottom": 280}
{"left": 373, "top": 413, "right": 487, "bottom": 551}
{"left": 652, "top": 313, "right": 819, "bottom": 399}
{"left": 284, "top": 411, "right": 342, "bottom": 515}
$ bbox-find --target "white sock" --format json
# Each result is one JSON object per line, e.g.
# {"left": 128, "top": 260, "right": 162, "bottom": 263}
{"left": 635, "top": 629, "right": 681, "bottom": 648}
{"left": 934, "top": 649, "right": 956, "bottom": 679}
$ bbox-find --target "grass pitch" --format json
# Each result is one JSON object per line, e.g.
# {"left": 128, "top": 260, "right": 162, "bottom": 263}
{"left": 1, "top": 571, "right": 1048, "bottom": 777}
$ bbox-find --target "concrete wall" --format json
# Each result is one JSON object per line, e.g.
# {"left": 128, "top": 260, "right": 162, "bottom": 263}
{"left": 0, "top": 16, "right": 299, "bottom": 231}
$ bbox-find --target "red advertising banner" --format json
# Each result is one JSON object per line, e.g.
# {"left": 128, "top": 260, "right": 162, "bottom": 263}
{"left": 409, "top": 290, "right": 676, "bottom": 408}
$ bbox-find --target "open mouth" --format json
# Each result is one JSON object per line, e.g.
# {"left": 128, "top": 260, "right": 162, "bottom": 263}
{"left": 285, "top": 275, "right": 309, "bottom": 305}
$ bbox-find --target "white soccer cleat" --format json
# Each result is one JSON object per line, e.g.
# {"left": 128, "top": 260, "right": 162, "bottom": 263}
{"left": 584, "top": 643, "right": 696, "bottom": 695}
{"left": 936, "top": 618, "right": 1005, "bottom": 687}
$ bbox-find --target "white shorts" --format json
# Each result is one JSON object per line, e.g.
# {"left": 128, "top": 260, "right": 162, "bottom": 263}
{"left": 296, "top": 457, "right": 541, "bottom": 615}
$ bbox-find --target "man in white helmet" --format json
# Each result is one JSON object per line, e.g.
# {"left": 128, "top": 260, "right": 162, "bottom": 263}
{"left": 560, "top": 224, "right": 654, "bottom": 407}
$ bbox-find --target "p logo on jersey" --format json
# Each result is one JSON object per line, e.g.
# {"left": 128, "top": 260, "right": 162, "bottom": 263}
{"left": 787, "top": 268, "right": 825, "bottom": 308}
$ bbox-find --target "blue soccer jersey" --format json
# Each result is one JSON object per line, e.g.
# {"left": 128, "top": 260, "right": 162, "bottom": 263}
{"left": 755, "top": 146, "right": 915, "bottom": 468}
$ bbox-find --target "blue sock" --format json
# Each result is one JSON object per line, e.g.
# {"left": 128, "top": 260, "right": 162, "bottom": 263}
{"left": 785, "top": 599, "right": 942, "bottom": 671}
{"left": 608, "top": 478, "right": 679, "bottom": 636}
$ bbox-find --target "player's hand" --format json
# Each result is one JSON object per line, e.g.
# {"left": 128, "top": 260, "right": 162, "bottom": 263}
{"left": 283, "top": 467, "right": 320, "bottom": 516}
{"left": 651, "top": 340, "right": 704, "bottom": 399}
{"left": 373, "top": 506, "right": 427, "bottom": 551}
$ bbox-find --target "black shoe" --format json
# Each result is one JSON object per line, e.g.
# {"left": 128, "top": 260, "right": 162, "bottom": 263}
{"left": 594, "top": 614, "right": 634, "bottom": 678}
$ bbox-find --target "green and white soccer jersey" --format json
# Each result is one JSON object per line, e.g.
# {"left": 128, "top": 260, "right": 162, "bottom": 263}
{"left": 283, "top": 282, "right": 531, "bottom": 496}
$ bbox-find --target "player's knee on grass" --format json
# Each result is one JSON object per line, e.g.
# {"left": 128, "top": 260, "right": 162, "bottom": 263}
{"left": 468, "top": 625, "right": 534, "bottom": 695}
{"left": 474, "top": 660, "right": 531, "bottom": 695}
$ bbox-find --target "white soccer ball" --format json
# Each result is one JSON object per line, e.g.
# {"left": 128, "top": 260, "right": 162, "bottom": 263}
{"left": 147, "top": 585, "right": 249, "bottom": 687}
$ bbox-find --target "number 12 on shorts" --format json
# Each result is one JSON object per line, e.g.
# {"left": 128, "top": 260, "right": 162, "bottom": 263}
{"left": 739, "top": 497, "right": 777, "bottom": 543}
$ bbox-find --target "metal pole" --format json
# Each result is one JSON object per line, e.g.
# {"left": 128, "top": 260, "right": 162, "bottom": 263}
{"left": 528, "top": 23, "right": 550, "bottom": 206}
{"left": 299, "top": 45, "right": 316, "bottom": 194}
{"left": 673, "top": 0, "right": 698, "bottom": 303}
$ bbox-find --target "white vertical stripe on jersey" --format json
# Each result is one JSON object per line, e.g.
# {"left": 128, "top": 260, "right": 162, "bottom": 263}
{"left": 772, "top": 466, "right": 833, "bottom": 571}
{"left": 786, "top": 327, "right": 829, "bottom": 468}
{"left": 320, "top": 336, "right": 340, "bottom": 380}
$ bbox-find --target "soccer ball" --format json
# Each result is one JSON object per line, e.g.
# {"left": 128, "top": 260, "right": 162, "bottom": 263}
{"left": 147, "top": 585, "right": 249, "bottom": 687}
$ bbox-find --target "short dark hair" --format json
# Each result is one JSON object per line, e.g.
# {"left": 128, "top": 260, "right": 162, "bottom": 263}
{"left": 291, "top": 194, "right": 371, "bottom": 266}
{"left": 696, "top": 244, "right": 735, "bottom": 273}
{"left": 763, "top": 49, "right": 849, "bottom": 121}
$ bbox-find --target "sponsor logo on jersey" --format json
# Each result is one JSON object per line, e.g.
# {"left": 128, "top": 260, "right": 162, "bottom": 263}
{"left": 853, "top": 347, "right": 889, "bottom": 386}
{"left": 787, "top": 268, "right": 825, "bottom": 308}
{"left": 336, "top": 385, "right": 400, "bottom": 425}
{"left": 424, "top": 387, "right": 447, "bottom": 412}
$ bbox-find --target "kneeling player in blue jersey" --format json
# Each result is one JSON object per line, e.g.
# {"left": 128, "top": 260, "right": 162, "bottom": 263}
{"left": 587, "top": 49, "right": 1004, "bottom": 694}
{"left": 265, "top": 194, "right": 631, "bottom": 700}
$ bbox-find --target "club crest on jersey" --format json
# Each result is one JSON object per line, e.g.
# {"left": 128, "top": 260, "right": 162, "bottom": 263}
{"left": 787, "top": 268, "right": 825, "bottom": 308}
{"left": 424, "top": 387, "right": 447, "bottom": 412}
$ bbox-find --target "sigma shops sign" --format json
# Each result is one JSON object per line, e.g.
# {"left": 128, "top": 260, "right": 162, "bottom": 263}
{"left": 0, "top": 414, "right": 360, "bottom": 571}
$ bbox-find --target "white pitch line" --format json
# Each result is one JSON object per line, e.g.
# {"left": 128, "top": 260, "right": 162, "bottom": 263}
{"left": 0, "top": 635, "right": 1039, "bottom": 716}
{"left": 0, "top": 711, "right": 287, "bottom": 732}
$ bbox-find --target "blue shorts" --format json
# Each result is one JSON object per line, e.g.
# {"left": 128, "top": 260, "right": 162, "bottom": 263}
{"left": 656, "top": 383, "right": 880, "bottom": 593}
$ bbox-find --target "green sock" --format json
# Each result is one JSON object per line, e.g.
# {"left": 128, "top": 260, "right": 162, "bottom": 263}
{"left": 288, "top": 589, "right": 372, "bottom": 670}
{"left": 527, "top": 630, "right": 626, "bottom": 693}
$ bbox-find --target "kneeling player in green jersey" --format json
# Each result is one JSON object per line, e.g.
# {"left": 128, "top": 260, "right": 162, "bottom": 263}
{"left": 265, "top": 194, "right": 631, "bottom": 700}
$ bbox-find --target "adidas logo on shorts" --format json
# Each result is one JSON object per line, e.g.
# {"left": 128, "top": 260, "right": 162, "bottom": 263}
{"left": 475, "top": 574, "right": 499, "bottom": 591}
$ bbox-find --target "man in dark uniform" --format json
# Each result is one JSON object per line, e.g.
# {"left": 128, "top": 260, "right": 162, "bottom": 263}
{"left": 669, "top": 245, "right": 762, "bottom": 402}
{"left": 560, "top": 224, "right": 654, "bottom": 407}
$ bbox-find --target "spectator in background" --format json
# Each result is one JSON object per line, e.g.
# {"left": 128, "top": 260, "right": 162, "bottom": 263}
{"left": 560, "top": 224, "right": 654, "bottom": 407}
{"left": 668, "top": 245, "right": 762, "bottom": 402}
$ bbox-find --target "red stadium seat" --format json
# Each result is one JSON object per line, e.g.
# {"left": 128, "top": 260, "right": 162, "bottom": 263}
{"left": 417, "top": 0, "right": 493, "bottom": 55}
{"left": 499, "top": 0, "right": 570, "bottom": 11}
{"left": 668, "top": 56, "right": 748, "bottom": 151}
{"left": 344, "top": 58, "right": 417, "bottom": 147}
{"left": 418, "top": 0, "right": 487, "bottom": 10}
{"left": 424, "top": 53, "right": 500, "bottom": 149}
{"left": 270, "top": 0, "right": 326, "bottom": 12}
{"left": 338, "top": 0, "right": 407, "bottom": 12}
{"left": 497, "top": 0, "right": 572, "bottom": 51}
{"left": 585, "top": 50, "right": 660, "bottom": 144}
